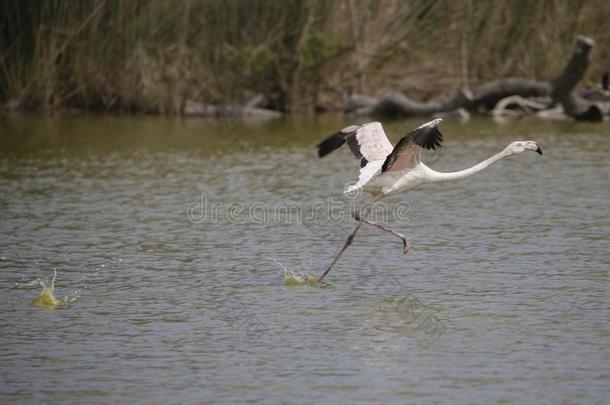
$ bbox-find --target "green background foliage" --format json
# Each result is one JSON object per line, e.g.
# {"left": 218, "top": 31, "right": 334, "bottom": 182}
{"left": 1, "top": 0, "right": 608, "bottom": 113}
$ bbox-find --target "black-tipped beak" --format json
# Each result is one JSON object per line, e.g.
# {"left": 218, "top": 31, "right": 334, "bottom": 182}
{"left": 536, "top": 146, "right": 543, "bottom": 155}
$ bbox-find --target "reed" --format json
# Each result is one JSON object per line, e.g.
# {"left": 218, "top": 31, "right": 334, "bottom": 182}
{"left": 1, "top": 0, "right": 608, "bottom": 113}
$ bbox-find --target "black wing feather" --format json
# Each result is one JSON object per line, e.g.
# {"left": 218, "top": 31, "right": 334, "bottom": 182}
{"left": 317, "top": 132, "right": 347, "bottom": 158}
{"left": 382, "top": 123, "right": 443, "bottom": 172}
{"left": 316, "top": 126, "right": 360, "bottom": 158}
{"left": 408, "top": 123, "right": 443, "bottom": 150}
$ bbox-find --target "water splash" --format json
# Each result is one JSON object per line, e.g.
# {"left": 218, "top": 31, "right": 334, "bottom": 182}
{"left": 283, "top": 270, "right": 319, "bottom": 286}
{"left": 27, "top": 270, "right": 79, "bottom": 308}
{"left": 31, "top": 269, "right": 59, "bottom": 308}
{"left": 266, "top": 257, "right": 319, "bottom": 287}
{"left": 15, "top": 278, "right": 43, "bottom": 288}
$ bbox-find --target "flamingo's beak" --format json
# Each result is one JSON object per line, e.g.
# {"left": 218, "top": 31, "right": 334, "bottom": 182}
{"left": 536, "top": 145, "right": 543, "bottom": 155}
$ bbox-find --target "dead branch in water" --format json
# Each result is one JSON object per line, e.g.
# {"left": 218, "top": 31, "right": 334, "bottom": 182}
{"left": 347, "top": 35, "right": 607, "bottom": 122}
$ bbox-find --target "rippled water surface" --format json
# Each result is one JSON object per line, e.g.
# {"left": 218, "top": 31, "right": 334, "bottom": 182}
{"left": 1, "top": 114, "right": 608, "bottom": 403}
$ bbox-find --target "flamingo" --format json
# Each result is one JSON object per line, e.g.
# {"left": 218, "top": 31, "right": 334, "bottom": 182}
{"left": 316, "top": 119, "right": 543, "bottom": 281}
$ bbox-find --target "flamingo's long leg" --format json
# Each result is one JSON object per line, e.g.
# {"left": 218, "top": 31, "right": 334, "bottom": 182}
{"left": 353, "top": 212, "right": 411, "bottom": 254}
{"left": 317, "top": 222, "right": 362, "bottom": 282}
{"left": 317, "top": 196, "right": 380, "bottom": 282}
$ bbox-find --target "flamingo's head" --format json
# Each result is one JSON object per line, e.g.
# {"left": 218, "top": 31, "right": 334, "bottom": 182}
{"left": 505, "top": 141, "right": 543, "bottom": 156}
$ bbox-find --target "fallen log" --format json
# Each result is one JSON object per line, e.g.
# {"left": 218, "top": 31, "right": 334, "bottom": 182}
{"left": 580, "top": 88, "right": 610, "bottom": 102}
{"left": 371, "top": 88, "right": 470, "bottom": 117}
{"left": 491, "top": 95, "right": 551, "bottom": 117}
{"left": 551, "top": 36, "right": 602, "bottom": 121}
{"left": 348, "top": 78, "right": 552, "bottom": 118}
{"left": 465, "top": 79, "right": 551, "bottom": 110}
{"left": 347, "top": 35, "right": 604, "bottom": 121}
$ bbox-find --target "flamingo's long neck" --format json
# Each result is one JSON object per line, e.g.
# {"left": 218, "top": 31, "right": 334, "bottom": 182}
{"left": 425, "top": 149, "right": 510, "bottom": 182}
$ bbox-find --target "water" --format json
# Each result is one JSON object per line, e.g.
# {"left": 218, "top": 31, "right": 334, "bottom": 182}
{"left": 1, "top": 114, "right": 608, "bottom": 403}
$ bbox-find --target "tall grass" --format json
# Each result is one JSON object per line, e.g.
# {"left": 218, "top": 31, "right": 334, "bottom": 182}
{"left": 1, "top": 0, "right": 608, "bottom": 113}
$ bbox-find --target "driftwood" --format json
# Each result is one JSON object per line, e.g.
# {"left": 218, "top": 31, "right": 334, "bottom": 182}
{"left": 346, "top": 79, "right": 554, "bottom": 119}
{"left": 372, "top": 89, "right": 470, "bottom": 117}
{"left": 491, "top": 96, "right": 550, "bottom": 117}
{"left": 551, "top": 36, "right": 602, "bottom": 121}
{"left": 347, "top": 35, "right": 607, "bottom": 121}
{"left": 581, "top": 87, "right": 610, "bottom": 102}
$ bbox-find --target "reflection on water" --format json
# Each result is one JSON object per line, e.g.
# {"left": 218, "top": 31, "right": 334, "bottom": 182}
{"left": 0, "top": 114, "right": 609, "bottom": 403}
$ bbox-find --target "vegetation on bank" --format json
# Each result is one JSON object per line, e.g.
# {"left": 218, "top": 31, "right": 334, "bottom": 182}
{"left": 1, "top": 0, "right": 609, "bottom": 114}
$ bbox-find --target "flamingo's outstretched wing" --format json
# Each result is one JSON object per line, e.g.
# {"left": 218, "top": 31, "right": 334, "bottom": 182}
{"left": 382, "top": 119, "right": 443, "bottom": 173}
{"left": 317, "top": 122, "right": 394, "bottom": 167}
